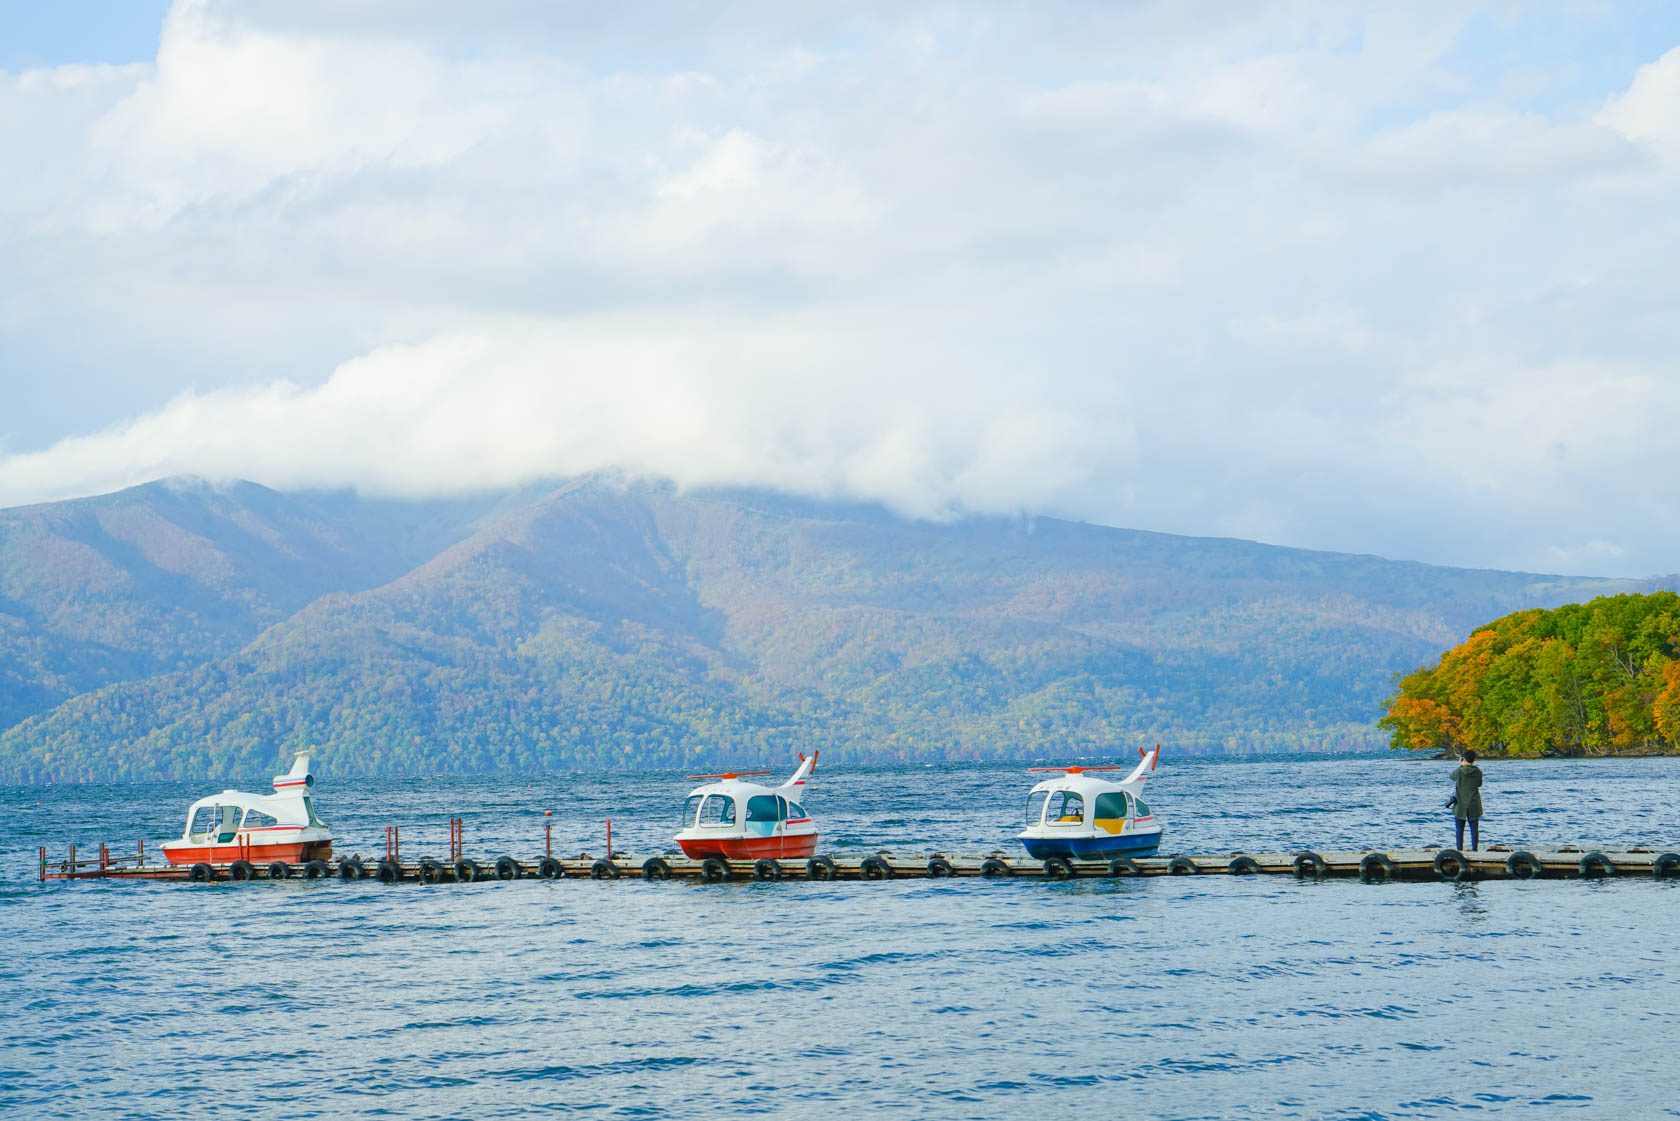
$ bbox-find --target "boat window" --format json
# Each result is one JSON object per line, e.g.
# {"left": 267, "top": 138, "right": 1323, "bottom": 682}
{"left": 746, "top": 795, "right": 780, "bottom": 822}
{"left": 302, "top": 796, "right": 323, "bottom": 827}
{"left": 1027, "top": 790, "right": 1050, "bottom": 826}
{"left": 214, "top": 805, "right": 240, "bottom": 843}
{"left": 775, "top": 796, "right": 790, "bottom": 821}
{"left": 682, "top": 795, "right": 704, "bottom": 828}
{"left": 786, "top": 802, "right": 807, "bottom": 820}
{"left": 187, "top": 805, "right": 217, "bottom": 839}
{"left": 1135, "top": 798, "right": 1151, "bottom": 818}
{"left": 699, "top": 795, "right": 736, "bottom": 826}
{"left": 1048, "top": 791, "right": 1085, "bottom": 825}
{"left": 242, "top": 809, "right": 279, "bottom": 829}
{"left": 1093, "top": 792, "right": 1130, "bottom": 820}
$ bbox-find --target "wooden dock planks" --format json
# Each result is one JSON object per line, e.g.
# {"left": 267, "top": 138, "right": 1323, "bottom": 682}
{"left": 37, "top": 846, "right": 1680, "bottom": 883}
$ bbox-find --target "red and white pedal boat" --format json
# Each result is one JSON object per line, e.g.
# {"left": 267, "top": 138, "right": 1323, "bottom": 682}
{"left": 161, "top": 753, "right": 333, "bottom": 867}
{"left": 674, "top": 752, "right": 819, "bottom": 860}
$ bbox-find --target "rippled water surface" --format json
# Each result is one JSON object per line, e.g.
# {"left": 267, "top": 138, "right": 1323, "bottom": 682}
{"left": 4, "top": 754, "right": 1679, "bottom": 1119}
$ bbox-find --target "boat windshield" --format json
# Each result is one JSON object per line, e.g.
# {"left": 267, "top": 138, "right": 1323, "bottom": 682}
{"left": 1027, "top": 790, "right": 1050, "bottom": 826}
{"left": 746, "top": 795, "right": 780, "bottom": 822}
{"left": 1093, "top": 792, "right": 1131, "bottom": 820}
{"left": 682, "top": 795, "right": 704, "bottom": 828}
{"left": 187, "top": 804, "right": 240, "bottom": 843}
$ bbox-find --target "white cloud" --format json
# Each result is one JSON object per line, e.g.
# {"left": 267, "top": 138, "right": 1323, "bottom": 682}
{"left": 2, "top": 1, "right": 1680, "bottom": 578}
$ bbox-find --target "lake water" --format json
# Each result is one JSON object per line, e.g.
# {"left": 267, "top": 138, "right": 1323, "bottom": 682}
{"left": 4, "top": 754, "right": 1678, "bottom": 1119}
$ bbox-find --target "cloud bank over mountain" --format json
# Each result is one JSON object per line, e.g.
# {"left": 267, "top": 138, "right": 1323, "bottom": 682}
{"left": 3, "top": 2, "right": 1680, "bottom": 576}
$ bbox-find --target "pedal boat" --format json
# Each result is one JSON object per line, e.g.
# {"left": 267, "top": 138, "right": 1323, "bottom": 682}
{"left": 1017, "top": 746, "right": 1164, "bottom": 860}
{"left": 160, "top": 753, "right": 333, "bottom": 866}
{"left": 674, "top": 753, "right": 819, "bottom": 860}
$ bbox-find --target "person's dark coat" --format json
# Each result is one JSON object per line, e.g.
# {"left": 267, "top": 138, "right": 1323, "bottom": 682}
{"left": 1452, "top": 764, "right": 1483, "bottom": 821}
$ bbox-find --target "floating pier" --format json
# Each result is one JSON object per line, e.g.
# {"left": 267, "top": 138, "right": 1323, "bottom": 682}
{"left": 37, "top": 837, "right": 1680, "bottom": 884}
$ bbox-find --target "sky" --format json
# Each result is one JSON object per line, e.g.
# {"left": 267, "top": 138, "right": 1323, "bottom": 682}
{"left": 3, "top": 1, "right": 1680, "bottom": 577}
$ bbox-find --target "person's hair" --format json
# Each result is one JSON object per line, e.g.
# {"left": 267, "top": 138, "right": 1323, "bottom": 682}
{"left": 1463, "top": 750, "right": 1477, "bottom": 763}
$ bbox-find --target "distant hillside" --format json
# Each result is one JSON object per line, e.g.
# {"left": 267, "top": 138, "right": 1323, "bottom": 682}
{"left": 0, "top": 475, "right": 1671, "bottom": 782}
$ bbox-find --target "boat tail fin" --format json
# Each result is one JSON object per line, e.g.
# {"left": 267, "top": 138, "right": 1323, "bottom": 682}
{"left": 273, "top": 751, "right": 315, "bottom": 793}
{"left": 1121, "top": 744, "right": 1161, "bottom": 787}
{"left": 778, "top": 750, "right": 818, "bottom": 792}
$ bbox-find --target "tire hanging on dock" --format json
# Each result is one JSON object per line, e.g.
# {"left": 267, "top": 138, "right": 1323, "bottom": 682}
{"left": 229, "top": 860, "right": 256, "bottom": 881}
{"left": 454, "top": 859, "right": 479, "bottom": 883}
{"left": 1578, "top": 852, "right": 1615, "bottom": 878}
{"left": 1292, "top": 851, "right": 1327, "bottom": 879}
{"left": 338, "top": 857, "right": 364, "bottom": 881}
{"left": 418, "top": 858, "right": 445, "bottom": 884}
{"left": 1042, "top": 856, "right": 1075, "bottom": 879}
{"left": 805, "top": 856, "right": 837, "bottom": 881}
{"left": 303, "top": 860, "right": 331, "bottom": 879}
{"left": 267, "top": 861, "right": 291, "bottom": 880}
{"left": 376, "top": 859, "right": 403, "bottom": 884}
{"left": 590, "top": 859, "right": 620, "bottom": 880}
{"left": 860, "top": 855, "right": 893, "bottom": 880}
{"left": 1432, "top": 849, "right": 1469, "bottom": 881}
{"left": 1108, "top": 856, "right": 1141, "bottom": 877}
{"left": 926, "top": 856, "right": 956, "bottom": 878}
{"left": 1168, "top": 856, "right": 1199, "bottom": 875}
{"left": 188, "top": 862, "right": 215, "bottom": 883}
{"left": 1227, "top": 856, "right": 1262, "bottom": 876}
{"left": 1653, "top": 852, "right": 1680, "bottom": 879}
{"left": 640, "top": 857, "right": 670, "bottom": 881}
{"left": 1359, "top": 853, "right": 1394, "bottom": 883}
{"left": 980, "top": 857, "right": 1012, "bottom": 878}
{"left": 700, "top": 857, "right": 730, "bottom": 883}
{"left": 1504, "top": 851, "right": 1543, "bottom": 879}
{"left": 538, "top": 857, "right": 565, "bottom": 879}
{"left": 494, "top": 856, "right": 522, "bottom": 881}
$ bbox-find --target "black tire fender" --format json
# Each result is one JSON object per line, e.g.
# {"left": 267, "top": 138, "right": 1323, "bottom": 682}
{"left": 1108, "top": 856, "right": 1142, "bottom": 876}
{"left": 1227, "top": 855, "right": 1262, "bottom": 876}
{"left": 752, "top": 859, "right": 782, "bottom": 881}
{"left": 1432, "top": 849, "right": 1469, "bottom": 881}
{"left": 1652, "top": 852, "right": 1680, "bottom": 879}
{"left": 1042, "top": 856, "right": 1076, "bottom": 879}
{"left": 266, "top": 861, "right": 291, "bottom": 880}
{"left": 700, "top": 857, "right": 730, "bottom": 883}
{"left": 1292, "top": 851, "right": 1327, "bottom": 879}
{"left": 926, "top": 856, "right": 956, "bottom": 878}
{"left": 1168, "top": 855, "right": 1199, "bottom": 876}
{"left": 188, "top": 862, "right": 215, "bottom": 883}
{"left": 494, "top": 856, "right": 521, "bottom": 881}
{"left": 1359, "top": 853, "right": 1394, "bottom": 883}
{"left": 1578, "top": 852, "right": 1615, "bottom": 878}
{"left": 538, "top": 857, "right": 565, "bottom": 880}
{"left": 229, "top": 860, "right": 256, "bottom": 882}
{"left": 338, "top": 858, "right": 364, "bottom": 881}
{"left": 980, "top": 857, "right": 1013, "bottom": 878}
{"left": 376, "top": 858, "right": 403, "bottom": 884}
{"left": 1505, "top": 851, "right": 1543, "bottom": 879}
{"left": 417, "top": 858, "right": 445, "bottom": 884}
{"left": 453, "top": 859, "right": 479, "bottom": 883}
{"left": 805, "top": 856, "right": 837, "bottom": 881}
{"left": 303, "top": 860, "right": 331, "bottom": 879}
{"left": 860, "top": 855, "right": 893, "bottom": 880}
{"left": 640, "top": 857, "right": 670, "bottom": 881}
{"left": 589, "top": 859, "right": 620, "bottom": 880}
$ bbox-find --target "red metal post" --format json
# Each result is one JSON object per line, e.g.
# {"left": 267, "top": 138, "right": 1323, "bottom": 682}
{"left": 100, "top": 844, "right": 109, "bottom": 873}
{"left": 606, "top": 818, "right": 613, "bottom": 860}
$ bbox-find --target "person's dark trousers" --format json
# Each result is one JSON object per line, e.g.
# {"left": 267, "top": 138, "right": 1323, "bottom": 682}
{"left": 1455, "top": 818, "right": 1480, "bottom": 850}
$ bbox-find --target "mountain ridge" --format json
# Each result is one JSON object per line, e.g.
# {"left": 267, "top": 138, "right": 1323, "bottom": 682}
{"left": 1, "top": 474, "right": 1672, "bottom": 782}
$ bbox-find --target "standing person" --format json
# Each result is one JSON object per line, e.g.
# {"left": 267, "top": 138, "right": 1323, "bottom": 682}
{"left": 1449, "top": 750, "right": 1484, "bottom": 851}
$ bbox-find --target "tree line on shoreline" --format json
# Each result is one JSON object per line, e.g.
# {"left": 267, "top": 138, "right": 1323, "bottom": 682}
{"left": 1381, "top": 592, "right": 1680, "bottom": 757}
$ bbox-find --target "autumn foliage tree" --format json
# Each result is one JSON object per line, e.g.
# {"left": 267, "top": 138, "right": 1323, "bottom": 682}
{"left": 1381, "top": 592, "right": 1680, "bottom": 756}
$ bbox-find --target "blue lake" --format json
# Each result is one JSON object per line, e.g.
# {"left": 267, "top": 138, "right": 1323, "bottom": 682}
{"left": 3, "top": 754, "right": 1678, "bottom": 1119}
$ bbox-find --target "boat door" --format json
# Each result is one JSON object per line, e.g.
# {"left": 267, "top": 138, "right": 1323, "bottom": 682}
{"left": 744, "top": 794, "right": 782, "bottom": 841}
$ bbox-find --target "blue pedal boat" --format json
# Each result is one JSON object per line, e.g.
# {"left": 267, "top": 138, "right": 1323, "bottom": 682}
{"left": 1016, "top": 746, "right": 1164, "bottom": 860}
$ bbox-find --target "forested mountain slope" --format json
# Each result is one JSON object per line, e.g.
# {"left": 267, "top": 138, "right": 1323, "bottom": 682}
{"left": 1, "top": 475, "right": 1669, "bottom": 781}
